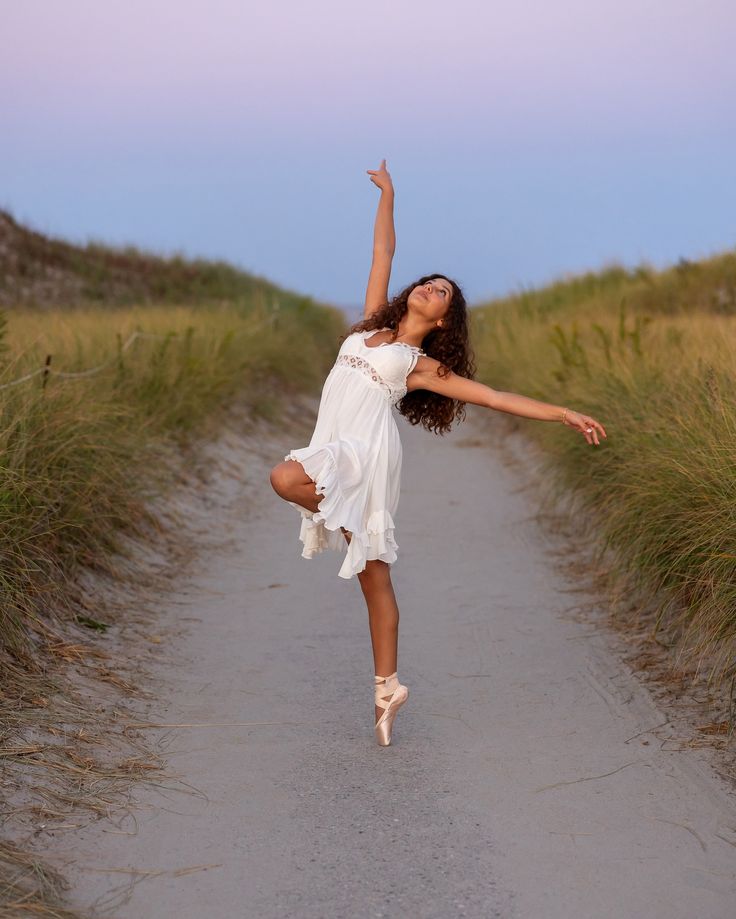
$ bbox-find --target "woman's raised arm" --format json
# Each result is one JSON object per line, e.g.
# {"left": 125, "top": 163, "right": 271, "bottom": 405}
{"left": 363, "top": 159, "right": 395, "bottom": 320}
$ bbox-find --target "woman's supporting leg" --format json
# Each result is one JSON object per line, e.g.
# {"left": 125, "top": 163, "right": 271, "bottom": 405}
{"left": 271, "top": 464, "right": 401, "bottom": 726}
{"left": 345, "top": 541, "right": 400, "bottom": 724}
{"left": 357, "top": 560, "right": 399, "bottom": 679}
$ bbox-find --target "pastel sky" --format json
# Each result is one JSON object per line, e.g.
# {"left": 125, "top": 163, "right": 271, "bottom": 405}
{"left": 3, "top": 0, "right": 735, "bottom": 313}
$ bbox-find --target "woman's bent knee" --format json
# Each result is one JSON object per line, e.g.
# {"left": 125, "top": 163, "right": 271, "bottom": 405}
{"left": 270, "top": 461, "right": 294, "bottom": 497}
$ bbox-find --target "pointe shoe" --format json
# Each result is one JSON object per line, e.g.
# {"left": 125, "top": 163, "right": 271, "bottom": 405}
{"left": 374, "top": 672, "right": 409, "bottom": 746}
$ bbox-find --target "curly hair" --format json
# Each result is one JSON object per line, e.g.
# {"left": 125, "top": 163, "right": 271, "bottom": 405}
{"left": 345, "top": 273, "right": 476, "bottom": 435}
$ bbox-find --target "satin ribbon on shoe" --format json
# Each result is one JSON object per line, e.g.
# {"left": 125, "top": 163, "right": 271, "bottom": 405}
{"left": 374, "top": 672, "right": 409, "bottom": 746}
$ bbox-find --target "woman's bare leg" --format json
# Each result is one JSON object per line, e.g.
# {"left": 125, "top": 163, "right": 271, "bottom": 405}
{"left": 342, "top": 530, "right": 400, "bottom": 723}
{"left": 269, "top": 458, "right": 323, "bottom": 513}
{"left": 271, "top": 462, "right": 400, "bottom": 725}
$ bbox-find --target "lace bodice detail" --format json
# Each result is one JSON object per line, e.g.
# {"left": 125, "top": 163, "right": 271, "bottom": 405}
{"left": 335, "top": 353, "right": 409, "bottom": 405}
{"left": 331, "top": 329, "right": 424, "bottom": 406}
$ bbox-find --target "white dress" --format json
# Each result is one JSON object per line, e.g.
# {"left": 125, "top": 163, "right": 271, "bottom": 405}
{"left": 284, "top": 327, "right": 425, "bottom": 579}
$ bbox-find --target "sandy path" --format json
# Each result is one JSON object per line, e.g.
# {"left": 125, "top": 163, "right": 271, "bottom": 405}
{"left": 51, "top": 403, "right": 735, "bottom": 918}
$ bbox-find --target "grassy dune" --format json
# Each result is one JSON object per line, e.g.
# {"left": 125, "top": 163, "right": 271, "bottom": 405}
{"left": 0, "top": 207, "right": 300, "bottom": 308}
{"left": 471, "top": 253, "right": 736, "bottom": 685}
{"left": 0, "top": 300, "right": 344, "bottom": 654}
{"left": 0, "top": 210, "right": 346, "bottom": 653}
{"left": 0, "top": 218, "right": 346, "bottom": 916}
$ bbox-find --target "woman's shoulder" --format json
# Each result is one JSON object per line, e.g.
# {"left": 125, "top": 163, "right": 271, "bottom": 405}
{"left": 337, "top": 329, "right": 366, "bottom": 354}
{"left": 409, "top": 353, "right": 444, "bottom": 373}
{"left": 342, "top": 328, "right": 368, "bottom": 342}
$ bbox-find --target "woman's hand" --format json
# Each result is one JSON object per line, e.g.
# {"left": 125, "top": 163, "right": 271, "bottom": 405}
{"left": 366, "top": 158, "right": 393, "bottom": 193}
{"left": 562, "top": 409, "right": 607, "bottom": 446}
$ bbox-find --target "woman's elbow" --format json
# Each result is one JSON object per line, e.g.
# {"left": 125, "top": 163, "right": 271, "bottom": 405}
{"left": 481, "top": 386, "right": 502, "bottom": 411}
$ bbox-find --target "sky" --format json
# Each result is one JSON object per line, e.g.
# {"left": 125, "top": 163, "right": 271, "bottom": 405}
{"left": 2, "top": 0, "right": 735, "bottom": 314}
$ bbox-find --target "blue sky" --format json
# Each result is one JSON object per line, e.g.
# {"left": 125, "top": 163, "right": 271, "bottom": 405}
{"left": 2, "top": 0, "right": 735, "bottom": 312}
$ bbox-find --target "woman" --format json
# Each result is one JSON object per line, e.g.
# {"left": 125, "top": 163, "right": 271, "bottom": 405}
{"left": 270, "top": 159, "right": 607, "bottom": 747}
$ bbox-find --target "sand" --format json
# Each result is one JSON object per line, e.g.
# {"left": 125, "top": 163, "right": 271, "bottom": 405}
{"left": 41, "top": 402, "right": 736, "bottom": 918}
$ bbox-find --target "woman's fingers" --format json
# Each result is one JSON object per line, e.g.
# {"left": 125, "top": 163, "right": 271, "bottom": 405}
{"left": 366, "top": 159, "right": 388, "bottom": 174}
{"left": 579, "top": 417, "right": 606, "bottom": 446}
{"left": 589, "top": 418, "right": 607, "bottom": 441}
{"left": 366, "top": 159, "right": 393, "bottom": 191}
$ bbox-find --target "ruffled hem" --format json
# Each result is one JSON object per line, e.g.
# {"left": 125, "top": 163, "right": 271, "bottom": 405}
{"left": 284, "top": 443, "right": 399, "bottom": 580}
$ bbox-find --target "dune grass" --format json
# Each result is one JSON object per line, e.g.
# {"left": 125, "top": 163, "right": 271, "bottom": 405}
{"left": 0, "top": 298, "right": 345, "bottom": 655}
{"left": 471, "top": 251, "right": 736, "bottom": 686}
{"left": 0, "top": 206, "right": 304, "bottom": 309}
{"left": 0, "top": 283, "right": 344, "bottom": 917}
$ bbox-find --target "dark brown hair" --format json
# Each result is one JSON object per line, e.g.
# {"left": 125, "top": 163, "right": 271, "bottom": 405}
{"left": 345, "top": 274, "right": 476, "bottom": 435}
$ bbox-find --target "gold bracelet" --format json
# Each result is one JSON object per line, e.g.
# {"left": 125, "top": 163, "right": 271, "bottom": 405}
{"left": 561, "top": 408, "right": 568, "bottom": 424}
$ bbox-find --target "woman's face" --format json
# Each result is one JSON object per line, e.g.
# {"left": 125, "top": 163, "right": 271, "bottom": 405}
{"left": 408, "top": 277, "right": 453, "bottom": 322}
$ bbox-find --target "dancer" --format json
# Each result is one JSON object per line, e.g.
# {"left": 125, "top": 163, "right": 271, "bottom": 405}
{"left": 270, "top": 159, "right": 607, "bottom": 746}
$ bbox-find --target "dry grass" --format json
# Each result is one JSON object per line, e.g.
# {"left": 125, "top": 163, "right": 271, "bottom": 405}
{"left": 0, "top": 211, "right": 348, "bottom": 915}
{"left": 472, "top": 250, "right": 736, "bottom": 706}
{"left": 0, "top": 395, "right": 331, "bottom": 917}
{"left": 481, "top": 404, "right": 736, "bottom": 784}
{"left": 0, "top": 206, "right": 291, "bottom": 310}
{"left": 0, "top": 281, "right": 345, "bottom": 916}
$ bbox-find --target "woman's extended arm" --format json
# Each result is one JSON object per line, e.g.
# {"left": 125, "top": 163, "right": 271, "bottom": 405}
{"left": 363, "top": 159, "right": 395, "bottom": 320}
{"left": 408, "top": 358, "right": 607, "bottom": 446}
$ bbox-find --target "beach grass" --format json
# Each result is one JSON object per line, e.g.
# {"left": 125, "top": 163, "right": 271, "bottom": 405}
{"left": 0, "top": 232, "right": 345, "bottom": 915}
{"left": 0, "top": 298, "right": 345, "bottom": 655}
{"left": 471, "top": 251, "right": 736, "bottom": 686}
